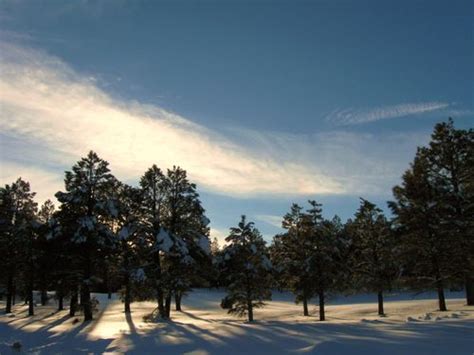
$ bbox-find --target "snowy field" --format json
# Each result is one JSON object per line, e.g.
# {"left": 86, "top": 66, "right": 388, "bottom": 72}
{"left": 1, "top": 289, "right": 473, "bottom": 354}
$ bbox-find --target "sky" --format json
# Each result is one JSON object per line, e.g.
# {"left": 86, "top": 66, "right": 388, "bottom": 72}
{"left": 0, "top": 0, "right": 473, "bottom": 244}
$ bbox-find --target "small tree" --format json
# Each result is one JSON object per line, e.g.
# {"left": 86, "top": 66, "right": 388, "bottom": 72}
{"left": 219, "top": 216, "right": 272, "bottom": 322}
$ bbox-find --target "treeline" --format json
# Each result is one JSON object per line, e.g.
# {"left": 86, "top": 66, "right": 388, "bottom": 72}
{"left": 1, "top": 119, "right": 473, "bottom": 323}
{"left": 0, "top": 153, "right": 212, "bottom": 321}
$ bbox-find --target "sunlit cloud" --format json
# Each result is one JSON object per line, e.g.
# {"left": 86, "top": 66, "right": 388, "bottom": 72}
{"left": 327, "top": 102, "right": 450, "bottom": 125}
{"left": 0, "top": 41, "right": 435, "bottom": 207}
{"left": 0, "top": 41, "right": 342, "bottom": 199}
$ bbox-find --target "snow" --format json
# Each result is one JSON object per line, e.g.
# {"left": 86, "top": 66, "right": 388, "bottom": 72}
{"left": 78, "top": 216, "right": 95, "bottom": 231}
{"left": 118, "top": 225, "right": 133, "bottom": 240}
{"left": 1, "top": 290, "right": 473, "bottom": 354}
{"left": 201, "top": 215, "right": 211, "bottom": 227}
{"left": 197, "top": 235, "right": 211, "bottom": 255}
{"left": 156, "top": 228, "right": 173, "bottom": 253}
{"left": 131, "top": 268, "right": 146, "bottom": 282}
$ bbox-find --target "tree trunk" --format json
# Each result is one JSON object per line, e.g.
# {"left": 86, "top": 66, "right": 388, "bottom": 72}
{"left": 69, "top": 290, "right": 78, "bottom": 317}
{"left": 303, "top": 296, "right": 309, "bottom": 316}
{"left": 465, "top": 276, "right": 474, "bottom": 306}
{"left": 157, "top": 288, "right": 165, "bottom": 318}
{"left": 5, "top": 274, "right": 13, "bottom": 313}
{"left": 58, "top": 293, "right": 64, "bottom": 311}
{"left": 175, "top": 292, "right": 182, "bottom": 311}
{"left": 28, "top": 288, "right": 34, "bottom": 316}
{"left": 12, "top": 282, "right": 16, "bottom": 305}
{"left": 436, "top": 280, "right": 447, "bottom": 311}
{"left": 247, "top": 300, "right": 254, "bottom": 322}
{"left": 41, "top": 289, "right": 48, "bottom": 306}
{"left": 318, "top": 290, "right": 325, "bottom": 321}
{"left": 28, "top": 259, "right": 34, "bottom": 316}
{"left": 124, "top": 277, "right": 131, "bottom": 313}
{"left": 377, "top": 290, "right": 384, "bottom": 315}
{"left": 165, "top": 294, "right": 172, "bottom": 318}
{"left": 81, "top": 283, "right": 93, "bottom": 321}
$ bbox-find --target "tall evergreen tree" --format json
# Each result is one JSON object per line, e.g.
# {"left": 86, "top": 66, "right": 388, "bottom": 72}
{"left": 419, "top": 119, "right": 474, "bottom": 305}
{"left": 115, "top": 183, "right": 147, "bottom": 313}
{"left": 140, "top": 165, "right": 168, "bottom": 318}
{"left": 390, "top": 152, "right": 452, "bottom": 311}
{"left": 162, "top": 166, "right": 211, "bottom": 314}
{"left": 219, "top": 216, "right": 272, "bottom": 322}
{"left": 55, "top": 151, "right": 117, "bottom": 321}
{"left": 36, "top": 200, "right": 55, "bottom": 306}
{"left": 303, "top": 201, "right": 343, "bottom": 321}
{"left": 347, "top": 198, "right": 398, "bottom": 315}
{"left": 271, "top": 204, "right": 314, "bottom": 316}
{"left": 0, "top": 178, "right": 37, "bottom": 315}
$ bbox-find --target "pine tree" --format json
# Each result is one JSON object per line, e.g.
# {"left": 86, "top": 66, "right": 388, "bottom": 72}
{"left": 36, "top": 200, "right": 55, "bottom": 306}
{"left": 271, "top": 204, "right": 314, "bottom": 316}
{"left": 161, "top": 166, "right": 211, "bottom": 314}
{"left": 390, "top": 119, "right": 474, "bottom": 310}
{"left": 115, "top": 183, "right": 147, "bottom": 313}
{"left": 347, "top": 198, "right": 398, "bottom": 316}
{"left": 0, "top": 179, "right": 38, "bottom": 315}
{"left": 139, "top": 165, "right": 168, "bottom": 318}
{"left": 219, "top": 216, "right": 272, "bottom": 322}
{"left": 55, "top": 151, "right": 117, "bottom": 321}
{"left": 419, "top": 119, "right": 474, "bottom": 305}
{"left": 389, "top": 153, "right": 451, "bottom": 311}
{"left": 303, "top": 201, "right": 343, "bottom": 321}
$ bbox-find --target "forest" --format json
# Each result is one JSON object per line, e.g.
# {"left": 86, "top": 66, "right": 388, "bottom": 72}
{"left": 1, "top": 118, "right": 473, "bottom": 324}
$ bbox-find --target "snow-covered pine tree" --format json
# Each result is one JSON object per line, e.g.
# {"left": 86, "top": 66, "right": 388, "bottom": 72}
{"left": 139, "top": 164, "right": 168, "bottom": 318}
{"left": 347, "top": 198, "right": 398, "bottom": 316}
{"left": 303, "top": 201, "right": 343, "bottom": 321}
{"left": 50, "top": 194, "right": 83, "bottom": 315}
{"left": 114, "top": 183, "right": 147, "bottom": 313}
{"left": 36, "top": 200, "right": 56, "bottom": 306}
{"left": 0, "top": 178, "right": 38, "bottom": 315}
{"left": 271, "top": 203, "right": 315, "bottom": 316}
{"left": 55, "top": 151, "right": 117, "bottom": 321}
{"left": 219, "top": 216, "right": 272, "bottom": 322}
{"left": 161, "top": 166, "right": 211, "bottom": 314}
{"left": 389, "top": 152, "right": 452, "bottom": 311}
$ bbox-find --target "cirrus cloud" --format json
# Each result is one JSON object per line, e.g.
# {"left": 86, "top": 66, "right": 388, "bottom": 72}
{"left": 327, "top": 101, "right": 451, "bottom": 126}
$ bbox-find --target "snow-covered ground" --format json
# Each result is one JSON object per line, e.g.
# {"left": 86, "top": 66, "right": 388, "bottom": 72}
{"left": 1, "top": 289, "right": 473, "bottom": 354}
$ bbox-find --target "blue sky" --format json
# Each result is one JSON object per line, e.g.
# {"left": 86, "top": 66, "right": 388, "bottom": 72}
{"left": 0, "top": 0, "right": 473, "bottom": 244}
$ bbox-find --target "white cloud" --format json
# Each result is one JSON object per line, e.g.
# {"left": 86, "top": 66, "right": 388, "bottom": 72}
{"left": 0, "top": 41, "right": 342, "bottom": 198}
{"left": 0, "top": 41, "right": 434, "bottom": 205}
{"left": 327, "top": 102, "right": 450, "bottom": 125}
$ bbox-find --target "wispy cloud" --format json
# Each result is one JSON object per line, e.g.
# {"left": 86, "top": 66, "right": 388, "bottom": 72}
{"left": 327, "top": 102, "right": 450, "bottom": 125}
{"left": 0, "top": 41, "right": 342, "bottom": 200}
